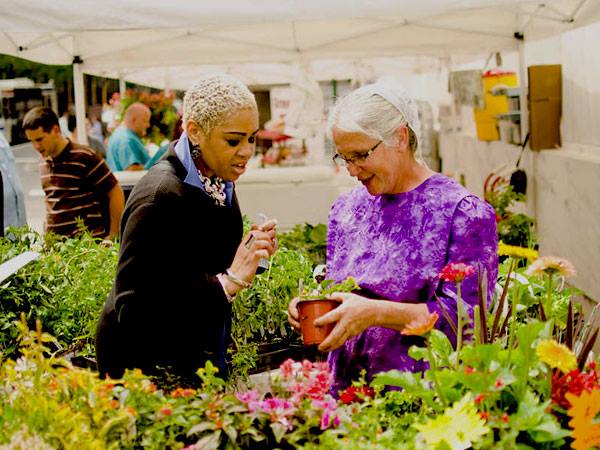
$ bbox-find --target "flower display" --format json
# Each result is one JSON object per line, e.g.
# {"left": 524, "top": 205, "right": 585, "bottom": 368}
{"left": 401, "top": 311, "right": 439, "bottom": 336}
{"left": 439, "top": 262, "right": 476, "bottom": 282}
{"left": 536, "top": 339, "right": 578, "bottom": 373}
{"left": 526, "top": 256, "right": 576, "bottom": 278}
{"left": 498, "top": 242, "right": 539, "bottom": 261}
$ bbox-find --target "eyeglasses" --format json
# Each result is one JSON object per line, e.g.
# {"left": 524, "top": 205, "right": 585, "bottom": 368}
{"left": 332, "top": 140, "right": 383, "bottom": 167}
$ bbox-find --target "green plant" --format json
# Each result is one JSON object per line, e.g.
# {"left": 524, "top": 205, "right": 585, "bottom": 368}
{"left": 299, "top": 276, "right": 360, "bottom": 301}
{"left": 0, "top": 227, "right": 117, "bottom": 361}
{"left": 229, "top": 247, "right": 313, "bottom": 379}
{"left": 278, "top": 223, "right": 327, "bottom": 268}
{"left": 484, "top": 179, "right": 536, "bottom": 248}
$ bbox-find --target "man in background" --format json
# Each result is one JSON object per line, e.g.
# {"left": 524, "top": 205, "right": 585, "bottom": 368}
{"left": 67, "top": 114, "right": 106, "bottom": 158}
{"left": 106, "top": 103, "right": 151, "bottom": 171}
{"left": 22, "top": 107, "right": 124, "bottom": 239}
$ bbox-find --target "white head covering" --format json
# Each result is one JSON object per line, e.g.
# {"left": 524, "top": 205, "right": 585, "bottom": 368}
{"left": 327, "top": 78, "right": 424, "bottom": 164}
{"left": 361, "top": 78, "right": 422, "bottom": 149}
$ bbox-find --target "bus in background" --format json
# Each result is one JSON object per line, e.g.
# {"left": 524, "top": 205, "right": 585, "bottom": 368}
{"left": 0, "top": 78, "right": 58, "bottom": 145}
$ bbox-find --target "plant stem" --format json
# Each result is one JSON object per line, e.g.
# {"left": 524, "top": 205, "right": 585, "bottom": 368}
{"left": 545, "top": 273, "right": 553, "bottom": 321}
{"left": 426, "top": 338, "right": 447, "bottom": 408}
{"left": 456, "top": 282, "right": 463, "bottom": 368}
{"left": 507, "top": 261, "right": 521, "bottom": 362}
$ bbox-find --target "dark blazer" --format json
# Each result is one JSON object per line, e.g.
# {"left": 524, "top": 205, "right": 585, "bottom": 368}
{"left": 95, "top": 146, "right": 243, "bottom": 385}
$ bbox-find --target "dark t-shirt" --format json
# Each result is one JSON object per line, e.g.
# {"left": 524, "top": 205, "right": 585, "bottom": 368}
{"left": 40, "top": 140, "right": 117, "bottom": 237}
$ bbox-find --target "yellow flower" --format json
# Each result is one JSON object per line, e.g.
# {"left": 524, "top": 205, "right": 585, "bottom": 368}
{"left": 498, "top": 242, "right": 539, "bottom": 261}
{"left": 525, "top": 256, "right": 576, "bottom": 278}
{"left": 414, "top": 394, "right": 489, "bottom": 449}
{"left": 536, "top": 339, "right": 577, "bottom": 373}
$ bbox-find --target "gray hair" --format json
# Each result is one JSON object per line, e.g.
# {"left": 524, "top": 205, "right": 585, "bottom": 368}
{"left": 183, "top": 74, "right": 257, "bottom": 135}
{"left": 327, "top": 79, "right": 420, "bottom": 152}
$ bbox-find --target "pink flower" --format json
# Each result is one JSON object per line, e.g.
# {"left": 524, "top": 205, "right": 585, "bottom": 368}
{"left": 320, "top": 409, "right": 341, "bottom": 430}
{"left": 439, "top": 263, "right": 476, "bottom": 283}
{"left": 258, "top": 397, "right": 296, "bottom": 418}
{"left": 302, "top": 359, "right": 313, "bottom": 377}
{"left": 280, "top": 359, "right": 295, "bottom": 378}
{"left": 236, "top": 389, "right": 260, "bottom": 404}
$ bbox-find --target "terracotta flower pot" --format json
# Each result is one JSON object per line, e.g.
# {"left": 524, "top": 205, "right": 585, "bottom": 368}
{"left": 298, "top": 299, "right": 339, "bottom": 346}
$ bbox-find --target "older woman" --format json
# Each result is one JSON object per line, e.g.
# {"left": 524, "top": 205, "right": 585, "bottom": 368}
{"left": 288, "top": 80, "right": 498, "bottom": 394}
{"left": 96, "top": 75, "right": 277, "bottom": 386}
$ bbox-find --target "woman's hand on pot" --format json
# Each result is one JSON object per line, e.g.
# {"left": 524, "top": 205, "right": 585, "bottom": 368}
{"left": 287, "top": 296, "right": 301, "bottom": 332}
{"left": 315, "top": 292, "right": 378, "bottom": 352}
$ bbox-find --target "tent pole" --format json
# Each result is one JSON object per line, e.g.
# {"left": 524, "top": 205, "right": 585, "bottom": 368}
{"left": 72, "top": 57, "right": 88, "bottom": 145}
{"left": 119, "top": 74, "right": 127, "bottom": 98}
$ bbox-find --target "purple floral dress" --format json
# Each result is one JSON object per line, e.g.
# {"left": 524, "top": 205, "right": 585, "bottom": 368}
{"left": 326, "top": 173, "right": 498, "bottom": 394}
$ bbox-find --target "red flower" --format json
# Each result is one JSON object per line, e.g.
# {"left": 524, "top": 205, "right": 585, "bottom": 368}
{"left": 159, "top": 406, "right": 173, "bottom": 417}
{"left": 551, "top": 367, "right": 600, "bottom": 409}
{"left": 479, "top": 411, "right": 490, "bottom": 421}
{"left": 494, "top": 379, "right": 504, "bottom": 389}
{"left": 474, "top": 393, "right": 485, "bottom": 404}
{"left": 464, "top": 366, "right": 476, "bottom": 375}
{"left": 501, "top": 413, "right": 510, "bottom": 423}
{"left": 439, "top": 263, "right": 476, "bottom": 283}
{"left": 339, "top": 386, "right": 375, "bottom": 404}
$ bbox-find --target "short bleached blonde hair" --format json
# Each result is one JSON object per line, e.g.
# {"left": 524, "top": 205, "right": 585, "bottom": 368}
{"left": 182, "top": 74, "right": 257, "bottom": 135}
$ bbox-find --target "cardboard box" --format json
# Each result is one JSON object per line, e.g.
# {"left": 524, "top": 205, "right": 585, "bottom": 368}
{"left": 528, "top": 65, "right": 562, "bottom": 150}
{"left": 528, "top": 65, "right": 561, "bottom": 100}
{"left": 529, "top": 99, "right": 561, "bottom": 150}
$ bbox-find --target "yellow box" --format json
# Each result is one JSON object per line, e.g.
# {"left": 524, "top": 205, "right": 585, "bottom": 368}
{"left": 474, "top": 109, "right": 499, "bottom": 141}
{"left": 474, "top": 71, "right": 518, "bottom": 141}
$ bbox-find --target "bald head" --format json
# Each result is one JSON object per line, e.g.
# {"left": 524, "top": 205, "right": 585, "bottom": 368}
{"left": 124, "top": 102, "right": 151, "bottom": 137}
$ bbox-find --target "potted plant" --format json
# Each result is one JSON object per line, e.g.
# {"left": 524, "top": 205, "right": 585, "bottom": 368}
{"left": 297, "top": 277, "right": 359, "bottom": 346}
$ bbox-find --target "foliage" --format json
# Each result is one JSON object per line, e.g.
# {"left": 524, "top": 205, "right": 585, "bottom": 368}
{"left": 299, "top": 277, "right": 360, "bottom": 301}
{"left": 0, "top": 227, "right": 117, "bottom": 361}
{"left": 230, "top": 247, "right": 313, "bottom": 379}
{"left": 119, "top": 90, "right": 179, "bottom": 144}
{"left": 278, "top": 223, "right": 327, "bottom": 267}
{"left": 485, "top": 183, "right": 536, "bottom": 248}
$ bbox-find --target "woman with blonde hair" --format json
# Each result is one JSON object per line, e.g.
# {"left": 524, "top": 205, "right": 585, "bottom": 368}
{"left": 96, "top": 74, "right": 277, "bottom": 386}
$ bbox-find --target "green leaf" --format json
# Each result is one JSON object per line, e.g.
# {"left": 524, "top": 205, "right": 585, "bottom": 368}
{"left": 408, "top": 345, "right": 428, "bottom": 362}
{"left": 187, "top": 422, "right": 217, "bottom": 436}
{"left": 373, "top": 370, "right": 421, "bottom": 388}
{"left": 193, "top": 430, "right": 222, "bottom": 450}
{"left": 270, "top": 422, "right": 288, "bottom": 443}
{"left": 429, "top": 329, "right": 453, "bottom": 366}
{"left": 223, "top": 425, "right": 238, "bottom": 443}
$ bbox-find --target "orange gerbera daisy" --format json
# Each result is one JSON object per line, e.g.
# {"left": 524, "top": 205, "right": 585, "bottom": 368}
{"left": 402, "top": 312, "right": 439, "bottom": 336}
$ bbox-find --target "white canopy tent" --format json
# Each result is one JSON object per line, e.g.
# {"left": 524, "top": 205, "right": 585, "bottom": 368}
{"left": 1, "top": 0, "right": 599, "bottom": 142}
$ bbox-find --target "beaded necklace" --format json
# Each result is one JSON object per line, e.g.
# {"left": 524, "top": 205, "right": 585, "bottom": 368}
{"left": 190, "top": 143, "right": 227, "bottom": 207}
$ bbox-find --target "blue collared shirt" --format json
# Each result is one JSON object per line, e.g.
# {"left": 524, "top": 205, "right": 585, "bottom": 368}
{"left": 173, "top": 132, "right": 234, "bottom": 206}
{"left": 106, "top": 126, "right": 150, "bottom": 172}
